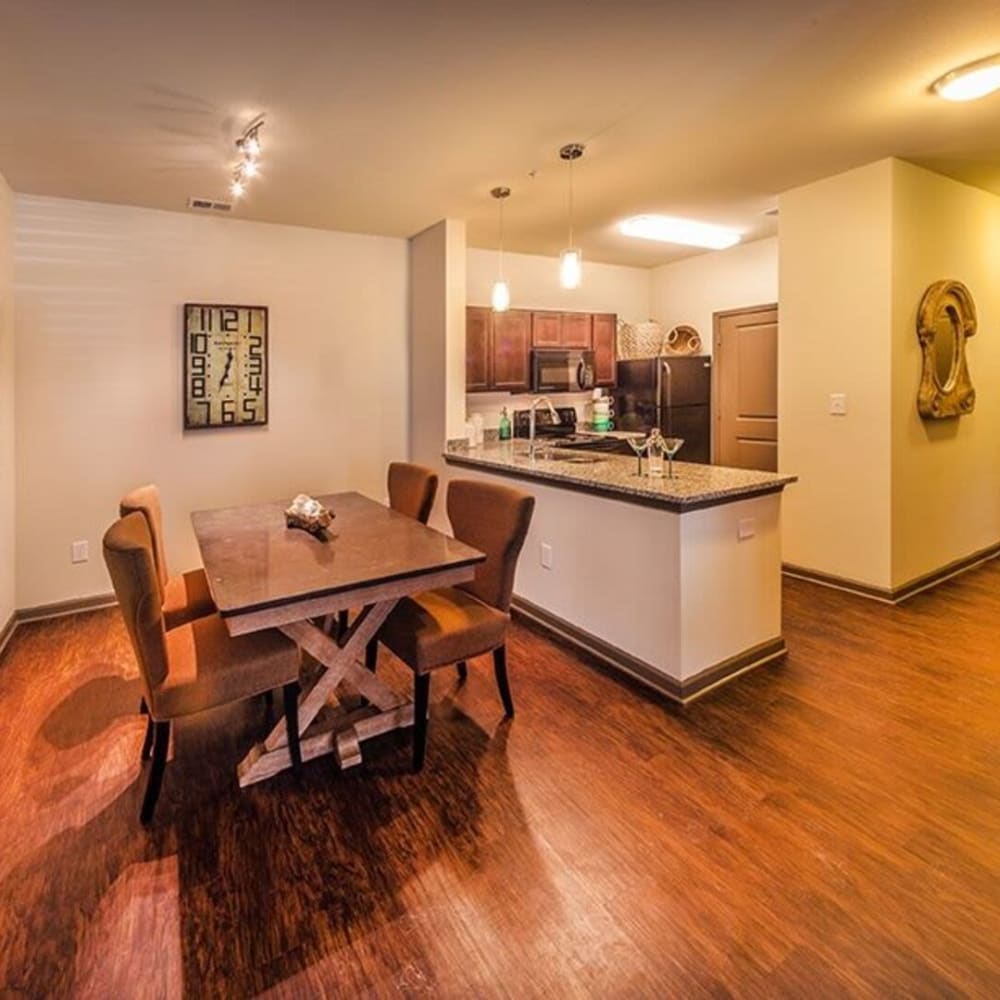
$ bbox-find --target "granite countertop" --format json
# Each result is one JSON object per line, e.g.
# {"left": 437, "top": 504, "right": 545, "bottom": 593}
{"left": 444, "top": 440, "right": 797, "bottom": 513}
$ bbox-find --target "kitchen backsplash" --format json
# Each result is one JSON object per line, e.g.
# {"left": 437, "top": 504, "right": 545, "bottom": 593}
{"left": 465, "top": 391, "right": 593, "bottom": 430}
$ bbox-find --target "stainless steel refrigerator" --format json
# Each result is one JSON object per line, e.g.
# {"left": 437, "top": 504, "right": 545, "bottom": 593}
{"left": 613, "top": 356, "right": 712, "bottom": 464}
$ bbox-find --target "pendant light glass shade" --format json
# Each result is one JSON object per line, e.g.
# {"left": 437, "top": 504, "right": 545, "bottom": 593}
{"left": 491, "top": 279, "right": 511, "bottom": 312}
{"left": 559, "top": 143, "right": 585, "bottom": 292}
{"left": 560, "top": 248, "right": 582, "bottom": 289}
{"left": 490, "top": 186, "right": 512, "bottom": 313}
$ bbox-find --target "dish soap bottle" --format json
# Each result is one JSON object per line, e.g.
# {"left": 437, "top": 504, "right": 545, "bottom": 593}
{"left": 498, "top": 406, "right": 512, "bottom": 441}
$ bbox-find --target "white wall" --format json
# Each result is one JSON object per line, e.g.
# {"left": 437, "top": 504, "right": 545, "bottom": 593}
{"left": 410, "top": 220, "right": 467, "bottom": 455}
{"left": 890, "top": 161, "right": 1000, "bottom": 588}
{"left": 456, "top": 463, "right": 781, "bottom": 683}
{"left": 778, "top": 160, "right": 894, "bottom": 590}
{"left": 409, "top": 219, "right": 468, "bottom": 532}
{"left": 0, "top": 174, "right": 14, "bottom": 631}
{"left": 649, "top": 237, "right": 778, "bottom": 352}
{"left": 14, "top": 196, "right": 409, "bottom": 608}
{"left": 465, "top": 248, "right": 650, "bottom": 429}
{"left": 466, "top": 247, "right": 650, "bottom": 319}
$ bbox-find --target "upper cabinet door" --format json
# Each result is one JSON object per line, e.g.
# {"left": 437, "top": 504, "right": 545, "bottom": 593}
{"left": 592, "top": 313, "right": 617, "bottom": 387}
{"left": 466, "top": 306, "right": 492, "bottom": 392}
{"left": 492, "top": 310, "right": 531, "bottom": 392}
{"left": 561, "top": 312, "right": 593, "bottom": 349}
{"left": 531, "top": 311, "right": 563, "bottom": 348}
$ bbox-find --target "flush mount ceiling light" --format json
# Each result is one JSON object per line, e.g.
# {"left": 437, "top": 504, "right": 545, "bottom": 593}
{"left": 932, "top": 54, "right": 1000, "bottom": 101}
{"left": 230, "top": 116, "right": 265, "bottom": 200}
{"left": 490, "top": 186, "right": 511, "bottom": 313}
{"left": 619, "top": 214, "right": 742, "bottom": 250}
{"left": 559, "top": 142, "right": 585, "bottom": 290}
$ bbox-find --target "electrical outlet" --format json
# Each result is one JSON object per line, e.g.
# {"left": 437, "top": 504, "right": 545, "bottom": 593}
{"left": 540, "top": 542, "right": 553, "bottom": 569}
{"left": 738, "top": 518, "right": 756, "bottom": 541}
{"left": 71, "top": 540, "right": 89, "bottom": 564}
{"left": 829, "top": 393, "right": 848, "bottom": 416}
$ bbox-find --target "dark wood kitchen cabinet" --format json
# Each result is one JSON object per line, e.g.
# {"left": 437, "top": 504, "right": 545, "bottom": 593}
{"left": 492, "top": 310, "right": 531, "bottom": 391}
{"left": 467, "top": 306, "right": 617, "bottom": 391}
{"left": 592, "top": 313, "right": 617, "bottom": 387}
{"left": 466, "top": 307, "right": 531, "bottom": 393}
{"left": 530, "top": 311, "right": 592, "bottom": 349}
{"left": 560, "top": 312, "right": 593, "bottom": 349}
{"left": 465, "top": 306, "right": 492, "bottom": 392}
{"left": 530, "top": 311, "right": 563, "bottom": 348}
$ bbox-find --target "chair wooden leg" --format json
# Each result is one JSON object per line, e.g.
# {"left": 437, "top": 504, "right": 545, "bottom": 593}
{"left": 413, "top": 673, "right": 431, "bottom": 773}
{"left": 493, "top": 645, "right": 514, "bottom": 718}
{"left": 140, "top": 721, "right": 171, "bottom": 825}
{"left": 283, "top": 682, "right": 302, "bottom": 773}
{"left": 365, "top": 639, "right": 378, "bottom": 673}
{"left": 141, "top": 717, "right": 154, "bottom": 761}
{"left": 456, "top": 661, "right": 468, "bottom": 682}
{"left": 139, "top": 698, "right": 153, "bottom": 761}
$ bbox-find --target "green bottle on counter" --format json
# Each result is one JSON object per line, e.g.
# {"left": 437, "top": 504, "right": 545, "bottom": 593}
{"left": 498, "top": 407, "right": 512, "bottom": 440}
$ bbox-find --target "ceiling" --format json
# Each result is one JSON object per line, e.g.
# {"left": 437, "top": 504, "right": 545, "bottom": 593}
{"left": 1, "top": 0, "right": 999, "bottom": 267}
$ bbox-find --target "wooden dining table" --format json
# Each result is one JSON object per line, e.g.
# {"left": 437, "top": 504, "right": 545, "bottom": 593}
{"left": 191, "top": 491, "right": 485, "bottom": 786}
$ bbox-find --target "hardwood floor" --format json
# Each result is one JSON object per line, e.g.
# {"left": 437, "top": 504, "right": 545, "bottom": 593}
{"left": 1, "top": 568, "right": 999, "bottom": 997}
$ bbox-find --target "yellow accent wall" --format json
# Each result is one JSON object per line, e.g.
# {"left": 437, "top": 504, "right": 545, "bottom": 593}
{"left": 890, "top": 160, "right": 1000, "bottom": 588}
{"left": 778, "top": 159, "right": 894, "bottom": 590}
{"left": 780, "top": 157, "right": 1000, "bottom": 593}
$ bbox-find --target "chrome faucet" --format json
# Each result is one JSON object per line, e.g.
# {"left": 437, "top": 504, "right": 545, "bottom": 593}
{"left": 528, "top": 396, "right": 560, "bottom": 458}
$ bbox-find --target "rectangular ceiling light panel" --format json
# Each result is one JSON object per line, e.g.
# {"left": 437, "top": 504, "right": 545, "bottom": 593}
{"left": 619, "top": 214, "right": 742, "bottom": 250}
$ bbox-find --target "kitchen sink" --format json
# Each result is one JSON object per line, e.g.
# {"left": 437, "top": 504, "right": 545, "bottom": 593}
{"left": 546, "top": 453, "right": 606, "bottom": 464}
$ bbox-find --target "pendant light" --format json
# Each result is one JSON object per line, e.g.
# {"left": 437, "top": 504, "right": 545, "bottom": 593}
{"left": 491, "top": 186, "right": 511, "bottom": 312}
{"left": 559, "top": 142, "right": 584, "bottom": 290}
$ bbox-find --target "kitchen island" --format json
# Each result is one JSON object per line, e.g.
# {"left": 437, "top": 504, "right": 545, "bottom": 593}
{"left": 445, "top": 439, "right": 797, "bottom": 703}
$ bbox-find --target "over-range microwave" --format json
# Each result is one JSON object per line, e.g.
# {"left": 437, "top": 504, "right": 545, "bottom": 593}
{"left": 531, "top": 349, "right": 596, "bottom": 394}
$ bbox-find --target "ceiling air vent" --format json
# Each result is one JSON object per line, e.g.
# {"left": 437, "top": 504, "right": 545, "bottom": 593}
{"left": 187, "top": 197, "right": 233, "bottom": 213}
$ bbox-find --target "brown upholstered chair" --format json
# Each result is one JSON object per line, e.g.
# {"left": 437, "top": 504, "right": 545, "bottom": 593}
{"left": 388, "top": 461, "right": 439, "bottom": 524}
{"left": 103, "top": 512, "right": 302, "bottom": 823}
{"left": 119, "top": 484, "right": 216, "bottom": 630}
{"left": 375, "top": 478, "right": 535, "bottom": 771}
{"left": 340, "top": 462, "right": 439, "bottom": 639}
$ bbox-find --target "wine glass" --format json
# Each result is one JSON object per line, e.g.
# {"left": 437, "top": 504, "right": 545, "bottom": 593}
{"left": 625, "top": 434, "right": 647, "bottom": 476}
{"left": 662, "top": 437, "right": 684, "bottom": 479}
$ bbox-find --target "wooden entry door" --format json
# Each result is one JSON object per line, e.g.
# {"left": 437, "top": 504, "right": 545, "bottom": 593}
{"left": 713, "top": 304, "right": 778, "bottom": 471}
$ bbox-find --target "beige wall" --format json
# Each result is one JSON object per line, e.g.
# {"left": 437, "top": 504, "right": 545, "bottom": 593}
{"left": 409, "top": 219, "right": 467, "bottom": 532}
{"left": 778, "top": 160, "right": 894, "bottom": 589}
{"left": 466, "top": 247, "right": 649, "bottom": 319}
{"left": 0, "top": 174, "right": 14, "bottom": 631}
{"left": 14, "top": 195, "right": 409, "bottom": 608}
{"left": 890, "top": 161, "right": 1000, "bottom": 587}
{"left": 649, "top": 237, "right": 778, "bottom": 353}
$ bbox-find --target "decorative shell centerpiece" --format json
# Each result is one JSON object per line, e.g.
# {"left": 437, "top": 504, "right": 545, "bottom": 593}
{"left": 285, "top": 494, "right": 334, "bottom": 536}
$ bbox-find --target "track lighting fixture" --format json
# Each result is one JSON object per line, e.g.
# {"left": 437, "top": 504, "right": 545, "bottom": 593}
{"left": 230, "top": 116, "right": 265, "bottom": 202}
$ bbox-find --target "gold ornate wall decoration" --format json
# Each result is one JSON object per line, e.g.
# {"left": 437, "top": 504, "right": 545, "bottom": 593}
{"left": 916, "top": 279, "right": 977, "bottom": 419}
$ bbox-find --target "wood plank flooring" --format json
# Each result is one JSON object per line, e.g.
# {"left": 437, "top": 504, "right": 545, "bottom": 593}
{"left": 0, "top": 568, "right": 999, "bottom": 998}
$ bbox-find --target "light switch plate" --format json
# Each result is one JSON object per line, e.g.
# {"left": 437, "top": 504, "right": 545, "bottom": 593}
{"left": 738, "top": 518, "right": 756, "bottom": 540}
{"left": 540, "top": 542, "right": 553, "bottom": 569}
{"left": 71, "top": 540, "right": 89, "bottom": 563}
{"left": 829, "top": 393, "right": 848, "bottom": 416}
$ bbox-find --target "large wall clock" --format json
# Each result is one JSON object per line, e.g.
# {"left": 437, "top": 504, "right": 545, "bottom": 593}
{"left": 183, "top": 303, "right": 268, "bottom": 429}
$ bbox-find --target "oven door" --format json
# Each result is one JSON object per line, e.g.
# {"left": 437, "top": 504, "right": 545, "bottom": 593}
{"left": 531, "top": 350, "right": 595, "bottom": 393}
